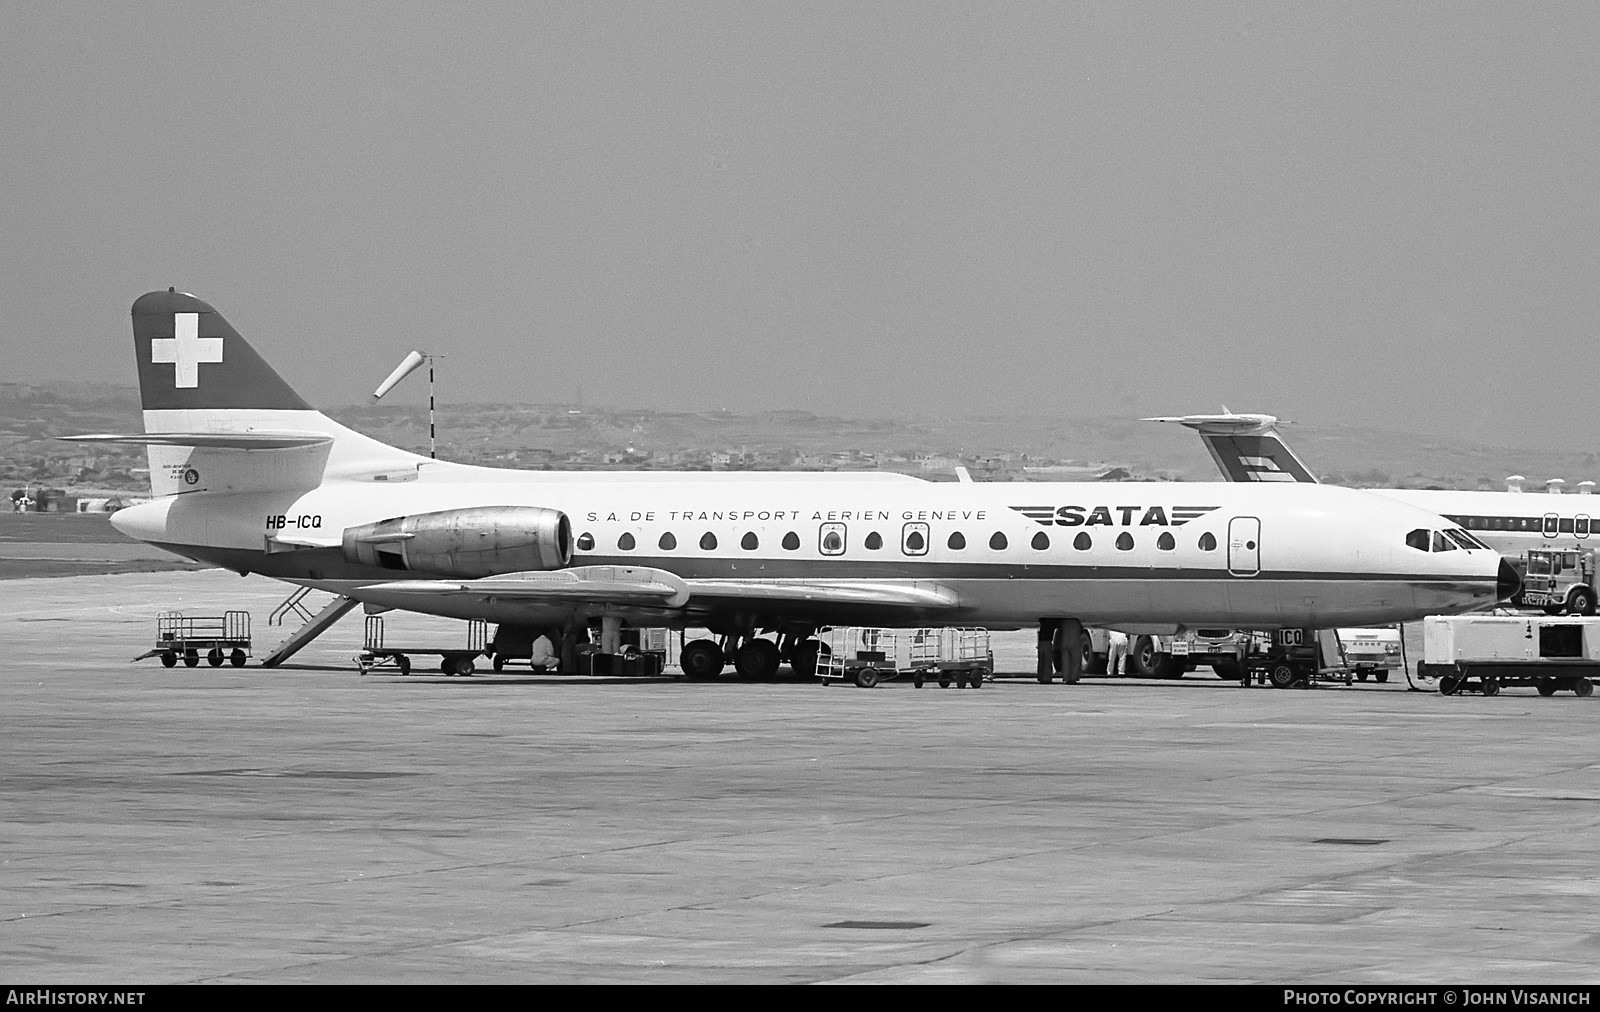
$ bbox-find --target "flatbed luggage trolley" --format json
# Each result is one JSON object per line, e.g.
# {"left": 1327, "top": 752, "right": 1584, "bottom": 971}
{"left": 141, "top": 610, "right": 252, "bottom": 668}
{"left": 356, "top": 615, "right": 488, "bottom": 676}
{"left": 819, "top": 627, "right": 993, "bottom": 689}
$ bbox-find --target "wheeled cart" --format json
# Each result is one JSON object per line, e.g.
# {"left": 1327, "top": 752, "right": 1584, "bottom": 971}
{"left": 819, "top": 627, "right": 993, "bottom": 689}
{"left": 1417, "top": 615, "right": 1598, "bottom": 697}
{"left": 355, "top": 616, "right": 488, "bottom": 676}
{"left": 136, "top": 611, "right": 252, "bottom": 668}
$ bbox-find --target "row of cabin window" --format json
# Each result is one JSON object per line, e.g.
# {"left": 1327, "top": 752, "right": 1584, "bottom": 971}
{"left": 574, "top": 528, "right": 1224, "bottom": 554}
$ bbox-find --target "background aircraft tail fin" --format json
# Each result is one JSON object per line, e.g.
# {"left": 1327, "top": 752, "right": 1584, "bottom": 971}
{"left": 1144, "top": 411, "right": 1319, "bottom": 483}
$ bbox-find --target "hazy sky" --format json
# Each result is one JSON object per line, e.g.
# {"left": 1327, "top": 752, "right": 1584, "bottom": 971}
{"left": 4, "top": 2, "right": 1598, "bottom": 444}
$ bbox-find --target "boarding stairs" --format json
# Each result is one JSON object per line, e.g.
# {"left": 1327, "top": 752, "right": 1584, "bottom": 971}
{"left": 259, "top": 587, "right": 359, "bottom": 667}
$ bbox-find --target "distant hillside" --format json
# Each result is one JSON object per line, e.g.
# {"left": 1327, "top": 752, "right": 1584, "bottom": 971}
{"left": 4, "top": 380, "right": 1597, "bottom": 492}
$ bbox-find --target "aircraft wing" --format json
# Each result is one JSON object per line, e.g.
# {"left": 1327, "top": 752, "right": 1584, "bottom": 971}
{"left": 362, "top": 566, "right": 693, "bottom": 608}
{"left": 682, "top": 579, "right": 961, "bottom": 610}
{"left": 59, "top": 432, "right": 333, "bottom": 449}
{"left": 355, "top": 567, "right": 962, "bottom": 620}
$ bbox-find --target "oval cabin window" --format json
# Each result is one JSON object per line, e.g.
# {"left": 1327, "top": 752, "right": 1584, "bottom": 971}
{"left": 906, "top": 530, "right": 925, "bottom": 552}
{"left": 989, "top": 531, "right": 1007, "bottom": 550}
{"left": 659, "top": 532, "right": 677, "bottom": 551}
{"left": 1031, "top": 531, "right": 1050, "bottom": 551}
{"left": 741, "top": 532, "right": 758, "bottom": 551}
{"left": 1199, "top": 532, "right": 1217, "bottom": 551}
{"left": 823, "top": 531, "right": 842, "bottom": 552}
{"left": 1157, "top": 532, "right": 1175, "bottom": 551}
{"left": 700, "top": 532, "right": 718, "bottom": 551}
{"left": 576, "top": 532, "right": 595, "bottom": 551}
{"left": 1074, "top": 532, "right": 1091, "bottom": 550}
{"left": 618, "top": 532, "right": 636, "bottom": 551}
{"left": 948, "top": 531, "right": 966, "bottom": 550}
{"left": 1115, "top": 532, "right": 1133, "bottom": 551}
{"left": 865, "top": 531, "right": 883, "bottom": 550}
{"left": 782, "top": 531, "right": 800, "bottom": 551}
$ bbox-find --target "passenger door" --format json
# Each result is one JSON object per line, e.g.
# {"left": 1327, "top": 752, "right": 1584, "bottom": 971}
{"left": 1228, "top": 516, "right": 1261, "bottom": 577}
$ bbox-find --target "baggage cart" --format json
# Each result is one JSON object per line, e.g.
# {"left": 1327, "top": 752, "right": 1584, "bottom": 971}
{"left": 137, "top": 611, "right": 253, "bottom": 668}
{"left": 819, "top": 627, "right": 993, "bottom": 688}
{"left": 356, "top": 616, "right": 488, "bottom": 676}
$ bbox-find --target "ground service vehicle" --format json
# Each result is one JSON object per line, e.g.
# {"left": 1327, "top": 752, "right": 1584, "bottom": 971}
{"left": 1417, "top": 615, "right": 1598, "bottom": 696}
{"left": 1513, "top": 549, "right": 1598, "bottom": 615}
{"left": 1339, "top": 627, "right": 1402, "bottom": 682}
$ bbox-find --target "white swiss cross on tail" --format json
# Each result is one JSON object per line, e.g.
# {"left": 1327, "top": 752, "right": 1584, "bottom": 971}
{"left": 150, "top": 312, "right": 223, "bottom": 388}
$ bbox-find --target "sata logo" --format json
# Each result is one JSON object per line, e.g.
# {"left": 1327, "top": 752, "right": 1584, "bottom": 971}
{"left": 1009, "top": 505, "right": 1218, "bottom": 527}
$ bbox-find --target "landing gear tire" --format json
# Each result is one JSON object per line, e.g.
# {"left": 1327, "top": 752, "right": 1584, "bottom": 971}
{"left": 1537, "top": 679, "right": 1558, "bottom": 697}
{"left": 160, "top": 651, "right": 177, "bottom": 668}
{"left": 1568, "top": 587, "right": 1597, "bottom": 616}
{"left": 1482, "top": 677, "right": 1499, "bottom": 697}
{"left": 1080, "top": 631, "right": 1105, "bottom": 675}
{"left": 1268, "top": 663, "right": 1298, "bottom": 689}
{"left": 183, "top": 649, "right": 199, "bottom": 668}
{"left": 230, "top": 649, "right": 246, "bottom": 668}
{"left": 1575, "top": 679, "right": 1594, "bottom": 697}
{"left": 854, "top": 667, "right": 881, "bottom": 688}
{"left": 734, "top": 639, "right": 781, "bottom": 680}
{"left": 680, "top": 639, "right": 724, "bottom": 681}
{"left": 788, "top": 639, "right": 824, "bottom": 679}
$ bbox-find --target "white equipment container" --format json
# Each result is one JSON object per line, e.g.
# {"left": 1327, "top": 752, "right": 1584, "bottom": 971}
{"left": 1417, "top": 615, "right": 1598, "bottom": 697}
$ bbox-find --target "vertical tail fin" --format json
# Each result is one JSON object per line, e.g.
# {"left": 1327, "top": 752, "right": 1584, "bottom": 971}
{"left": 1143, "top": 412, "right": 1319, "bottom": 483}
{"left": 124, "top": 290, "right": 424, "bottom": 494}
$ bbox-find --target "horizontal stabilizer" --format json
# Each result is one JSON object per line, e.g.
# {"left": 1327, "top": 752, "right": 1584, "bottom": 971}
{"left": 1142, "top": 412, "right": 1285, "bottom": 434}
{"left": 59, "top": 432, "right": 333, "bottom": 450}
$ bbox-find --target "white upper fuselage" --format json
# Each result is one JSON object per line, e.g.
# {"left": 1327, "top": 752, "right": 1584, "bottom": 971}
{"left": 1373, "top": 488, "right": 1598, "bottom": 556}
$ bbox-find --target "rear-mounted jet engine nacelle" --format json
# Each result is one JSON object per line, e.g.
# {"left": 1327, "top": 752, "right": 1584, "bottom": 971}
{"left": 342, "top": 506, "right": 572, "bottom": 578}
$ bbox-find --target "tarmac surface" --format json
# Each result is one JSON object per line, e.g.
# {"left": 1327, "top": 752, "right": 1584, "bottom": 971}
{"left": 3, "top": 570, "right": 1599, "bottom": 984}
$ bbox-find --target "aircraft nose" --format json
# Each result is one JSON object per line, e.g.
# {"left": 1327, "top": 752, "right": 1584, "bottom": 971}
{"left": 1498, "top": 557, "right": 1522, "bottom": 601}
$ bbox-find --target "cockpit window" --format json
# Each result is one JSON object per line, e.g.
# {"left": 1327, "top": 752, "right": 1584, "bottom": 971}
{"left": 1456, "top": 529, "right": 1491, "bottom": 550}
{"left": 1444, "top": 529, "right": 1479, "bottom": 551}
{"left": 1405, "top": 529, "right": 1429, "bottom": 551}
{"left": 1431, "top": 531, "right": 1456, "bottom": 552}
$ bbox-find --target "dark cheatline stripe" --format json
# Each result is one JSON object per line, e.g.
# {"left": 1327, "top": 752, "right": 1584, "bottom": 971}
{"left": 152, "top": 542, "right": 1493, "bottom": 588}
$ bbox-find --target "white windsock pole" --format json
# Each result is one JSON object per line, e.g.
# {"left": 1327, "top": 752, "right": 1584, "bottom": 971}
{"left": 372, "top": 350, "right": 436, "bottom": 458}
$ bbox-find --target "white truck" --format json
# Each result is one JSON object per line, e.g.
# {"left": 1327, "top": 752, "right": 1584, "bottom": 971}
{"left": 1338, "top": 627, "right": 1402, "bottom": 683}
{"left": 1416, "top": 615, "right": 1598, "bottom": 696}
{"left": 1513, "top": 549, "right": 1598, "bottom": 616}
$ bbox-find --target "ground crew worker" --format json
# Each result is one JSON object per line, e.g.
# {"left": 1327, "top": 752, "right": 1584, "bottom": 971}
{"left": 1106, "top": 630, "right": 1129, "bottom": 677}
{"left": 530, "top": 634, "right": 557, "bottom": 672}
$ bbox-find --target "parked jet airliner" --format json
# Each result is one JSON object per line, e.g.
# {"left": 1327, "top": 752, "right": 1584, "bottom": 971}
{"left": 73, "top": 292, "right": 1517, "bottom": 680}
